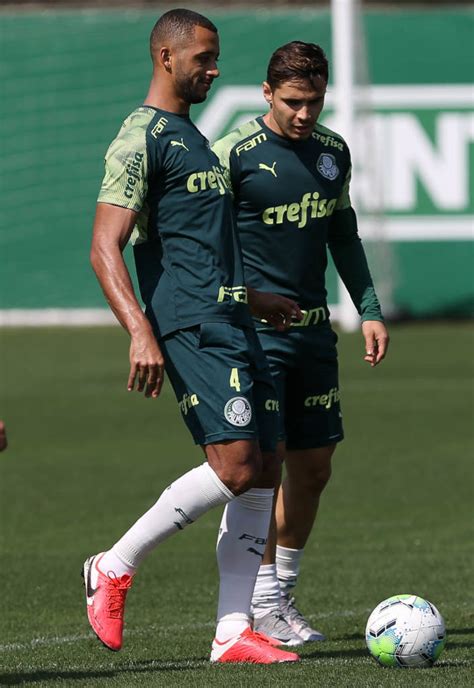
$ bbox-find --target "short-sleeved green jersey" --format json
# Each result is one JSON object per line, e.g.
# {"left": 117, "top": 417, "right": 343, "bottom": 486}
{"left": 213, "top": 117, "right": 382, "bottom": 322}
{"left": 98, "top": 106, "right": 252, "bottom": 338}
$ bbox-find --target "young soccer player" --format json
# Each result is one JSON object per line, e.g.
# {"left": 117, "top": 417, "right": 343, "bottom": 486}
{"left": 213, "top": 41, "right": 389, "bottom": 646}
{"left": 84, "top": 11, "right": 300, "bottom": 664}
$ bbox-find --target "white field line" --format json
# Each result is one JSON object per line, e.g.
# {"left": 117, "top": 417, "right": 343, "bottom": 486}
{"left": 0, "top": 609, "right": 366, "bottom": 653}
{"left": 5, "top": 657, "right": 470, "bottom": 674}
{"left": 0, "top": 308, "right": 118, "bottom": 327}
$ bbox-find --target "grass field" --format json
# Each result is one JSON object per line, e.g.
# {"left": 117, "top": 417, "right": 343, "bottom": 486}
{"left": 0, "top": 323, "right": 473, "bottom": 687}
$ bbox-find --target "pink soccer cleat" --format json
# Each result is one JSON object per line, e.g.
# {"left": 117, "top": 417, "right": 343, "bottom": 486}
{"left": 82, "top": 553, "right": 133, "bottom": 651}
{"left": 210, "top": 627, "right": 300, "bottom": 663}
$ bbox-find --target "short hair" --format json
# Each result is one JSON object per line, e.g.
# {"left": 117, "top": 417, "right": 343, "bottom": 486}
{"left": 150, "top": 8, "right": 217, "bottom": 57}
{"left": 266, "top": 41, "right": 329, "bottom": 89}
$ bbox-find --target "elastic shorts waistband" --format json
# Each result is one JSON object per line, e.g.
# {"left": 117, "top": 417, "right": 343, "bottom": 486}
{"left": 259, "top": 305, "right": 329, "bottom": 329}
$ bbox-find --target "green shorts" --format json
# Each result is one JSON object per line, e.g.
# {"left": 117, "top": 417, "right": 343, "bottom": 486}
{"left": 256, "top": 324, "right": 344, "bottom": 450}
{"left": 160, "top": 323, "right": 279, "bottom": 451}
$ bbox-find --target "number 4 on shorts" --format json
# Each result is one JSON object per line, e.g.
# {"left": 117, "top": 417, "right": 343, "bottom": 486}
{"left": 229, "top": 367, "right": 241, "bottom": 392}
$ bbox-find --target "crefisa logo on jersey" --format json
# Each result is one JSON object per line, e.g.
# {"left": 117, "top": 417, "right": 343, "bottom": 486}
{"left": 317, "top": 153, "right": 339, "bottom": 180}
{"left": 224, "top": 397, "right": 252, "bottom": 427}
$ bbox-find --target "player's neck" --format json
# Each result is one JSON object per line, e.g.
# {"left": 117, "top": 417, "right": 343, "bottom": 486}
{"left": 262, "top": 112, "right": 285, "bottom": 138}
{"left": 144, "top": 78, "right": 191, "bottom": 116}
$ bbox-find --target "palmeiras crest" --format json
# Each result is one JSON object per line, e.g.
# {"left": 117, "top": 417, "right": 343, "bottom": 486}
{"left": 224, "top": 397, "right": 252, "bottom": 427}
{"left": 316, "top": 153, "right": 339, "bottom": 180}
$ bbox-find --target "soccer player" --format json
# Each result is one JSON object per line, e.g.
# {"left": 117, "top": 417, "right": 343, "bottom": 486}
{"left": 83, "top": 10, "right": 300, "bottom": 664}
{"left": 0, "top": 421, "right": 7, "bottom": 451}
{"left": 213, "top": 41, "right": 389, "bottom": 645}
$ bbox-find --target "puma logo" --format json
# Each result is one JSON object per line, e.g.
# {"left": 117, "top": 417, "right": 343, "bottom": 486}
{"left": 170, "top": 138, "right": 189, "bottom": 152}
{"left": 258, "top": 162, "right": 277, "bottom": 177}
{"left": 247, "top": 547, "right": 264, "bottom": 558}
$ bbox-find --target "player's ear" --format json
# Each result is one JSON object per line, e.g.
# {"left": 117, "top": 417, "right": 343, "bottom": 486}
{"left": 159, "top": 47, "right": 172, "bottom": 72}
{"left": 263, "top": 81, "right": 273, "bottom": 106}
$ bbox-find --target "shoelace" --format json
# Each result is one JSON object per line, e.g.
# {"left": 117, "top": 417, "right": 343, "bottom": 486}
{"left": 105, "top": 574, "right": 132, "bottom": 619}
{"left": 248, "top": 631, "right": 297, "bottom": 660}
{"left": 248, "top": 631, "right": 286, "bottom": 658}
{"left": 252, "top": 631, "right": 275, "bottom": 645}
{"left": 268, "top": 609, "right": 296, "bottom": 631}
{"left": 284, "top": 597, "right": 310, "bottom": 628}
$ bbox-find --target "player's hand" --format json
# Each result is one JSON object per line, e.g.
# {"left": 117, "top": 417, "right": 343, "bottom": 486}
{"left": 247, "top": 288, "right": 303, "bottom": 331}
{"left": 362, "top": 320, "right": 389, "bottom": 367}
{"left": 0, "top": 420, "right": 7, "bottom": 452}
{"left": 128, "top": 330, "right": 165, "bottom": 398}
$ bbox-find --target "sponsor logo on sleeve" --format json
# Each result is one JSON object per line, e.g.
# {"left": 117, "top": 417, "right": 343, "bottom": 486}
{"left": 151, "top": 116, "right": 168, "bottom": 138}
{"left": 312, "top": 131, "right": 344, "bottom": 151}
{"left": 124, "top": 152, "right": 144, "bottom": 199}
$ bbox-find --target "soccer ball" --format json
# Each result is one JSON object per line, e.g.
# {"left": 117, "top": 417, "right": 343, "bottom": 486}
{"left": 365, "top": 594, "right": 446, "bottom": 668}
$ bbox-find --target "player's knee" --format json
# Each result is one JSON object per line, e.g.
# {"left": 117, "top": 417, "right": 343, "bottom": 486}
{"left": 209, "top": 443, "right": 263, "bottom": 495}
{"left": 229, "top": 466, "right": 260, "bottom": 495}
{"left": 259, "top": 451, "right": 282, "bottom": 489}
{"left": 288, "top": 446, "right": 335, "bottom": 496}
{"left": 221, "top": 463, "right": 261, "bottom": 496}
{"left": 307, "top": 462, "right": 332, "bottom": 494}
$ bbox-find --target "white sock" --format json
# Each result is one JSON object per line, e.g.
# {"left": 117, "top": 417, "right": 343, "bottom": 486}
{"left": 276, "top": 545, "right": 304, "bottom": 595}
{"left": 215, "top": 488, "right": 273, "bottom": 641}
{"left": 251, "top": 564, "right": 281, "bottom": 618}
{"left": 99, "top": 462, "right": 234, "bottom": 576}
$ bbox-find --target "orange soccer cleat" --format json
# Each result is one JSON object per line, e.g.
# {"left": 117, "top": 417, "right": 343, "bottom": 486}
{"left": 210, "top": 627, "right": 300, "bottom": 663}
{"left": 82, "top": 553, "right": 133, "bottom": 651}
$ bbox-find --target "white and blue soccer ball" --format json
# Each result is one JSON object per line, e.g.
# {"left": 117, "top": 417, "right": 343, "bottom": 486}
{"left": 365, "top": 594, "right": 446, "bottom": 668}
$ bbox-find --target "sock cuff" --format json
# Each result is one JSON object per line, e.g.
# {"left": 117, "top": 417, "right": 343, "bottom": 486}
{"left": 258, "top": 563, "right": 277, "bottom": 576}
{"left": 276, "top": 545, "right": 304, "bottom": 562}
{"left": 201, "top": 462, "right": 235, "bottom": 503}
{"left": 276, "top": 545, "right": 303, "bottom": 588}
{"left": 236, "top": 487, "right": 274, "bottom": 511}
{"left": 109, "top": 547, "right": 137, "bottom": 573}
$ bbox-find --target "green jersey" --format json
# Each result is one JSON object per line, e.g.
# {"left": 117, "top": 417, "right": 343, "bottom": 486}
{"left": 98, "top": 106, "right": 252, "bottom": 338}
{"left": 212, "top": 117, "right": 383, "bottom": 322}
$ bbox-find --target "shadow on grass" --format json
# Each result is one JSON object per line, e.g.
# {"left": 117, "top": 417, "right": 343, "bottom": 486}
{"left": 302, "top": 646, "right": 367, "bottom": 660}
{"left": 334, "top": 632, "right": 365, "bottom": 641}
{"left": 0, "top": 657, "right": 208, "bottom": 686}
{"left": 434, "top": 660, "right": 474, "bottom": 669}
{"left": 448, "top": 627, "right": 474, "bottom": 636}
{"left": 447, "top": 640, "right": 474, "bottom": 650}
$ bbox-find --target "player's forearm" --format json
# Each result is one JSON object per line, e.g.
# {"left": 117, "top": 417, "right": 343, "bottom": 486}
{"left": 246, "top": 287, "right": 264, "bottom": 317}
{"left": 329, "top": 236, "right": 383, "bottom": 322}
{"left": 247, "top": 287, "right": 302, "bottom": 328}
{"left": 90, "top": 243, "right": 151, "bottom": 336}
{"left": 328, "top": 208, "right": 383, "bottom": 321}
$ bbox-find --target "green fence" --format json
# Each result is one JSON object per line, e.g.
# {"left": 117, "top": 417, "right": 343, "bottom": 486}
{"left": 1, "top": 8, "right": 473, "bottom": 318}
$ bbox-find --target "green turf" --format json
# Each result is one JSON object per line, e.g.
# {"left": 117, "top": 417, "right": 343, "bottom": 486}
{"left": 0, "top": 323, "right": 473, "bottom": 687}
